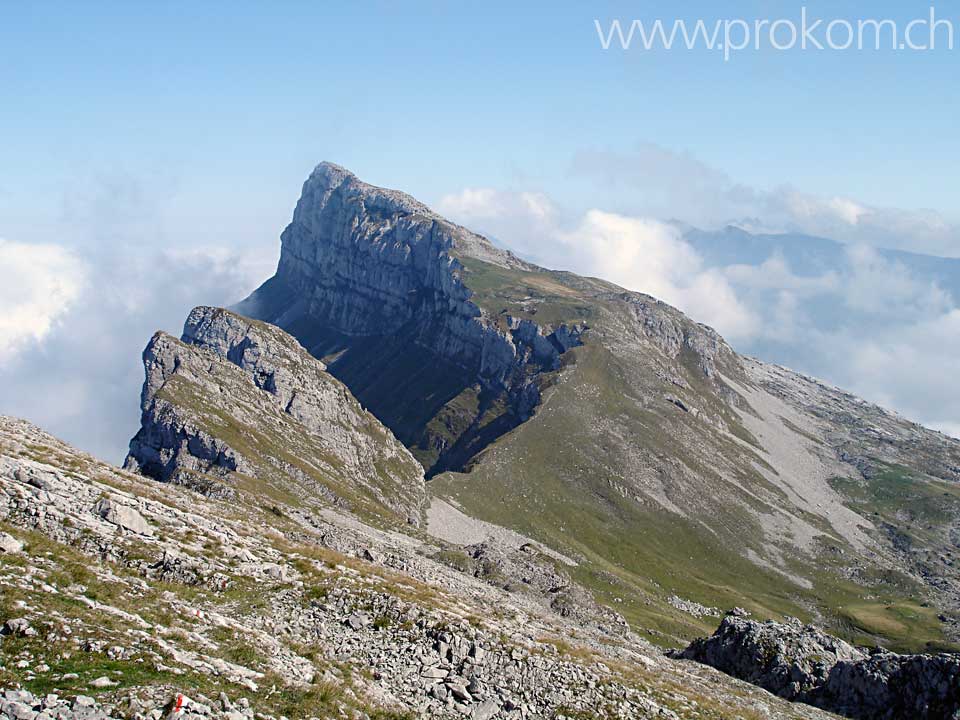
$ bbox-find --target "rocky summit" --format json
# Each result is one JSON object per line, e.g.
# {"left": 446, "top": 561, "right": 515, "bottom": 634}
{"left": 3, "top": 162, "right": 960, "bottom": 719}
{"left": 124, "top": 306, "right": 425, "bottom": 524}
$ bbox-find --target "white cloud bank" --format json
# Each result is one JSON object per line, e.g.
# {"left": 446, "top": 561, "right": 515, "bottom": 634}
{"left": 0, "top": 241, "right": 275, "bottom": 462}
{"left": 438, "top": 189, "right": 759, "bottom": 342}
{"left": 438, "top": 184, "right": 960, "bottom": 439}
{"left": 0, "top": 240, "right": 86, "bottom": 362}
{"left": 0, "top": 168, "right": 282, "bottom": 463}
{"left": 570, "top": 145, "right": 960, "bottom": 258}
{"left": 561, "top": 211, "right": 759, "bottom": 341}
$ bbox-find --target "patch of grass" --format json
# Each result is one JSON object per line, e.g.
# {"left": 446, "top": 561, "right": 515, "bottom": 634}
{"left": 434, "top": 548, "right": 474, "bottom": 574}
{"left": 3, "top": 638, "right": 186, "bottom": 697}
{"left": 830, "top": 464, "right": 960, "bottom": 534}
{"left": 261, "top": 671, "right": 414, "bottom": 720}
{"left": 208, "top": 627, "right": 262, "bottom": 668}
{"left": 372, "top": 614, "right": 393, "bottom": 631}
{"left": 455, "top": 256, "right": 600, "bottom": 328}
{"left": 553, "top": 708, "right": 616, "bottom": 720}
{"left": 303, "top": 583, "right": 331, "bottom": 604}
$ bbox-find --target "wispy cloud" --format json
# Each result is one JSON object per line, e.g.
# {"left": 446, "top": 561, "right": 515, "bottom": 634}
{"left": 0, "top": 242, "right": 274, "bottom": 463}
{"left": 0, "top": 170, "right": 278, "bottom": 463}
{"left": 441, "top": 188, "right": 758, "bottom": 342}
{"left": 569, "top": 144, "right": 960, "bottom": 257}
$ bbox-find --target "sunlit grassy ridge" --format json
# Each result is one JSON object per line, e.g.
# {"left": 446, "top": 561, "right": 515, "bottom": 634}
{"left": 431, "top": 257, "right": 957, "bottom": 653}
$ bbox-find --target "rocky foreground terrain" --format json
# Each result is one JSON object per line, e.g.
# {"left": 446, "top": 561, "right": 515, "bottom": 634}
{"left": 0, "top": 416, "right": 837, "bottom": 719}
{"left": 4, "top": 162, "right": 960, "bottom": 718}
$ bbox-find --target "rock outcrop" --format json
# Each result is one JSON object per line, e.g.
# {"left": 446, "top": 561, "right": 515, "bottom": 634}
{"left": 237, "top": 162, "right": 585, "bottom": 473}
{"left": 93, "top": 498, "right": 154, "bottom": 537}
{"left": 678, "top": 613, "right": 867, "bottom": 700}
{"left": 679, "top": 613, "right": 960, "bottom": 719}
{"left": 819, "top": 651, "right": 960, "bottom": 720}
{"left": 124, "top": 306, "right": 426, "bottom": 523}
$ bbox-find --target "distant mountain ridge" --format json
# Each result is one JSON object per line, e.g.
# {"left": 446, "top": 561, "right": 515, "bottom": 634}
{"left": 685, "top": 225, "right": 960, "bottom": 291}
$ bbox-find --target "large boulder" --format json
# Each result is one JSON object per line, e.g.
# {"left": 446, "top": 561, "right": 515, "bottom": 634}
{"left": 678, "top": 611, "right": 865, "bottom": 700}
{"left": 679, "top": 612, "right": 960, "bottom": 719}
{"left": 0, "top": 532, "right": 22, "bottom": 554}
{"left": 819, "top": 651, "right": 960, "bottom": 720}
{"left": 93, "top": 498, "right": 154, "bottom": 536}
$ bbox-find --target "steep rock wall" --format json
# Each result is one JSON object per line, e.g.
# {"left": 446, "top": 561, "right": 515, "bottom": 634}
{"left": 239, "top": 163, "right": 584, "bottom": 472}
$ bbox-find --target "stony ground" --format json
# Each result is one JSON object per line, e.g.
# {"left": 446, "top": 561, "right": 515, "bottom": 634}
{"left": 0, "top": 416, "right": 839, "bottom": 720}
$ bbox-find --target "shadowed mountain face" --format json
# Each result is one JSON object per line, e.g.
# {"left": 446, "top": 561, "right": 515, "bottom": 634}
{"left": 239, "top": 162, "right": 960, "bottom": 650}
{"left": 236, "top": 163, "right": 586, "bottom": 476}
{"left": 684, "top": 225, "right": 960, "bottom": 299}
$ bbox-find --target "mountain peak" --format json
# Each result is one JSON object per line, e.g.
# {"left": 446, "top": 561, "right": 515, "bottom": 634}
{"left": 301, "top": 160, "right": 435, "bottom": 220}
{"left": 290, "top": 161, "right": 530, "bottom": 273}
{"left": 125, "top": 304, "right": 426, "bottom": 521}
{"left": 236, "top": 163, "right": 960, "bottom": 657}
{"left": 311, "top": 160, "right": 356, "bottom": 180}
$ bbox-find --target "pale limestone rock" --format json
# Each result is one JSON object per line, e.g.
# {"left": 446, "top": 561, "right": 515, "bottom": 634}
{"left": 0, "top": 531, "right": 22, "bottom": 554}
{"left": 93, "top": 498, "right": 153, "bottom": 536}
{"left": 125, "top": 307, "right": 426, "bottom": 522}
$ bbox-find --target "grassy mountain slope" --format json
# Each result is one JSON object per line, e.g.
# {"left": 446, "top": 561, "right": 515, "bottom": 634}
{"left": 429, "top": 257, "right": 956, "bottom": 651}
{"left": 239, "top": 163, "right": 960, "bottom": 653}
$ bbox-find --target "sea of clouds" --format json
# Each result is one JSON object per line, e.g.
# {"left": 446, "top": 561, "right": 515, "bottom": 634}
{"left": 2, "top": 148, "right": 958, "bottom": 465}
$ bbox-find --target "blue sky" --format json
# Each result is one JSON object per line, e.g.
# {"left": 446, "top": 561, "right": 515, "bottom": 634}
{"left": 2, "top": 0, "right": 958, "bottom": 237}
{"left": 1, "top": 1, "right": 959, "bottom": 460}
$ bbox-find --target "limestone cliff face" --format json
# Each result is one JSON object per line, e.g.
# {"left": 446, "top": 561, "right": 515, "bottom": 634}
{"left": 239, "top": 162, "right": 585, "bottom": 472}
{"left": 251, "top": 162, "right": 581, "bottom": 383}
{"left": 125, "top": 306, "right": 426, "bottom": 523}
